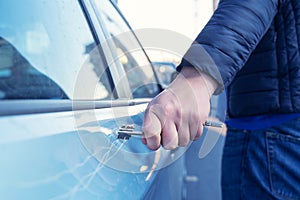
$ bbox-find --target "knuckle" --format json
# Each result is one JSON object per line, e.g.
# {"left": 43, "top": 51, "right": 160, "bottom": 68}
{"left": 163, "top": 103, "right": 174, "bottom": 116}
{"left": 175, "top": 109, "right": 182, "bottom": 119}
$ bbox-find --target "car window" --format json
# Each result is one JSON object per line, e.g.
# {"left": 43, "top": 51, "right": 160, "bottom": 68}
{"left": 92, "top": 0, "right": 161, "bottom": 98}
{"left": 152, "top": 62, "right": 177, "bottom": 89}
{"left": 0, "top": 0, "right": 113, "bottom": 100}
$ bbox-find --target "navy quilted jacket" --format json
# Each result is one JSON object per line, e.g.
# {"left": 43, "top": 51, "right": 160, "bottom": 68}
{"left": 179, "top": 0, "right": 300, "bottom": 118}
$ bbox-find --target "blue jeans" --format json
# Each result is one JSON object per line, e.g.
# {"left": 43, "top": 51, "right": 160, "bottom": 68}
{"left": 222, "top": 117, "right": 300, "bottom": 200}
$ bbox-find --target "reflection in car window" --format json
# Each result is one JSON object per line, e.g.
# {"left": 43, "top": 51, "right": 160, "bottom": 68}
{"left": 0, "top": 37, "right": 67, "bottom": 99}
{"left": 0, "top": 0, "right": 113, "bottom": 100}
{"left": 92, "top": 0, "right": 161, "bottom": 98}
{"left": 152, "top": 62, "right": 177, "bottom": 88}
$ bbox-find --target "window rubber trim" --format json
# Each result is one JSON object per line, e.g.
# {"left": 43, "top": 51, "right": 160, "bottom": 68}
{"left": 78, "top": 0, "right": 117, "bottom": 98}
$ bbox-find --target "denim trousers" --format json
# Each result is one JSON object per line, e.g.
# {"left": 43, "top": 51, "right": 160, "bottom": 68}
{"left": 222, "top": 117, "right": 300, "bottom": 200}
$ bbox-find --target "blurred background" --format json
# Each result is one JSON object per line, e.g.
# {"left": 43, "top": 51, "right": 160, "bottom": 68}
{"left": 118, "top": 0, "right": 217, "bottom": 64}
{"left": 118, "top": 0, "right": 214, "bottom": 39}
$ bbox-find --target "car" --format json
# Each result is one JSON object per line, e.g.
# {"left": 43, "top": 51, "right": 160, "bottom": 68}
{"left": 0, "top": 0, "right": 187, "bottom": 199}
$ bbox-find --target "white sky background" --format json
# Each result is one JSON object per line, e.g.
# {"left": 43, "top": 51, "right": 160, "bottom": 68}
{"left": 118, "top": 0, "right": 214, "bottom": 40}
{"left": 117, "top": 0, "right": 214, "bottom": 62}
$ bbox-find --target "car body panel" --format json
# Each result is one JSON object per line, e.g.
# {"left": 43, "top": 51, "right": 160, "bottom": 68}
{"left": 0, "top": 102, "right": 187, "bottom": 199}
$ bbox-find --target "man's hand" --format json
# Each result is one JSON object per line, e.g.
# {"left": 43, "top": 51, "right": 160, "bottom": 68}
{"left": 142, "top": 66, "right": 218, "bottom": 150}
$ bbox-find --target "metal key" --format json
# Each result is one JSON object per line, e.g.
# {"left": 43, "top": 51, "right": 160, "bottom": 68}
{"left": 117, "top": 120, "right": 223, "bottom": 140}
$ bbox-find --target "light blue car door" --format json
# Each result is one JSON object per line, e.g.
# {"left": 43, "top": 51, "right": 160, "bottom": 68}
{"left": 0, "top": 0, "right": 187, "bottom": 199}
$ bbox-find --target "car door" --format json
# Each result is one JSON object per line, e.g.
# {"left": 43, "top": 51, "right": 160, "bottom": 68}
{"left": 89, "top": 1, "right": 189, "bottom": 199}
{"left": 0, "top": 0, "right": 187, "bottom": 199}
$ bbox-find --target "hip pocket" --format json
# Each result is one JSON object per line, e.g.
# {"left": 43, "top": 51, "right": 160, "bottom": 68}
{"left": 266, "top": 131, "right": 300, "bottom": 200}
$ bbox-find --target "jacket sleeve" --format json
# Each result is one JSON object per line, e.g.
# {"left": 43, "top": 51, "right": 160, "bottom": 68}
{"left": 177, "top": 0, "right": 279, "bottom": 94}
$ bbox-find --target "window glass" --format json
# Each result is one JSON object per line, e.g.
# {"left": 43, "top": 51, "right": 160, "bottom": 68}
{"left": 92, "top": 0, "right": 161, "bottom": 98}
{"left": 0, "top": 0, "right": 113, "bottom": 100}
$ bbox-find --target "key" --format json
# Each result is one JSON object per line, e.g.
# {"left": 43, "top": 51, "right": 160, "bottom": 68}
{"left": 117, "top": 120, "right": 223, "bottom": 140}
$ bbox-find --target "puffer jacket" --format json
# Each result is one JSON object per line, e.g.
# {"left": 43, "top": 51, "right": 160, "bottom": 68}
{"left": 178, "top": 0, "right": 300, "bottom": 118}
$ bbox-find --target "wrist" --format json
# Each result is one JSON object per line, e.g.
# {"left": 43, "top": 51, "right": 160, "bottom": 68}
{"left": 180, "top": 66, "right": 218, "bottom": 97}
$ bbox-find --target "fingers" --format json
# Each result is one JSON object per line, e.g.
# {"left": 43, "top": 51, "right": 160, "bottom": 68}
{"left": 194, "top": 124, "right": 203, "bottom": 141}
{"left": 142, "top": 105, "right": 164, "bottom": 150}
{"left": 161, "top": 120, "right": 178, "bottom": 149}
{"left": 189, "top": 116, "right": 202, "bottom": 141}
{"left": 177, "top": 122, "right": 190, "bottom": 146}
{"left": 142, "top": 104, "right": 205, "bottom": 150}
